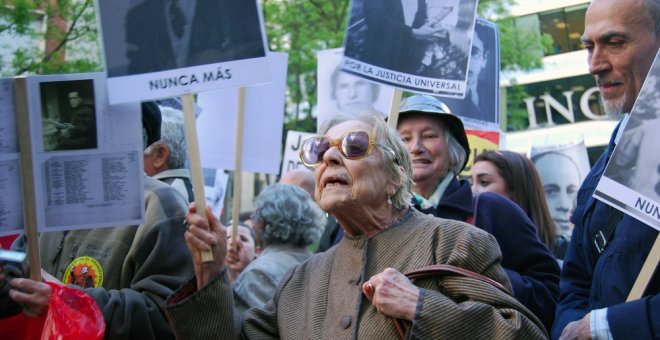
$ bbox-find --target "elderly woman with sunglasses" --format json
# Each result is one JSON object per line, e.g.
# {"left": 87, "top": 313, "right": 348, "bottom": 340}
{"left": 396, "top": 95, "right": 560, "bottom": 333}
{"left": 164, "top": 113, "right": 546, "bottom": 339}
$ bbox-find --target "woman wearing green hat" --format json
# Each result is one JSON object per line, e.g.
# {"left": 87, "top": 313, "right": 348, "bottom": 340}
{"left": 396, "top": 95, "right": 560, "bottom": 333}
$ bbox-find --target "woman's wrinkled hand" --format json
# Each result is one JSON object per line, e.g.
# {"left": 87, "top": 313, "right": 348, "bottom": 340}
{"left": 362, "top": 268, "right": 420, "bottom": 321}
{"left": 185, "top": 203, "right": 228, "bottom": 289}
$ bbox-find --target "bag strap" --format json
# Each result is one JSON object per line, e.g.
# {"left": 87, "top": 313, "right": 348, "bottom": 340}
{"left": 592, "top": 209, "right": 623, "bottom": 256}
{"left": 392, "top": 264, "right": 511, "bottom": 339}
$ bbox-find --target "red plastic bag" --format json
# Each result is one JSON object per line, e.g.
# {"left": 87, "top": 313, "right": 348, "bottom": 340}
{"left": 0, "top": 282, "right": 104, "bottom": 340}
{"left": 42, "top": 282, "right": 105, "bottom": 339}
{"left": 0, "top": 311, "right": 45, "bottom": 340}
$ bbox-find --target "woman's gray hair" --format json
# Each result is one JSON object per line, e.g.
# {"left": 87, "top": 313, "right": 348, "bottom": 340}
{"left": 253, "top": 183, "right": 326, "bottom": 247}
{"left": 443, "top": 122, "right": 468, "bottom": 176}
{"left": 318, "top": 112, "right": 413, "bottom": 210}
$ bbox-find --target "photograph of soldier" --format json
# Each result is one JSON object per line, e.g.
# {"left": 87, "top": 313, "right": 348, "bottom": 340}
{"left": 40, "top": 79, "right": 97, "bottom": 151}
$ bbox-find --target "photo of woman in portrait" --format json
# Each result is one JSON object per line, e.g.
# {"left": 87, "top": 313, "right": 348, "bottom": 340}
{"left": 316, "top": 48, "right": 394, "bottom": 129}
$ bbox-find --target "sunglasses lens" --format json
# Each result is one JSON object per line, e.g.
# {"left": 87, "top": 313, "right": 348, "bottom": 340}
{"left": 302, "top": 137, "right": 330, "bottom": 165}
{"left": 342, "top": 131, "right": 370, "bottom": 158}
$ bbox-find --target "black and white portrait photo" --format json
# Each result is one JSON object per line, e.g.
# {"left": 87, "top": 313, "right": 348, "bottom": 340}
{"left": 99, "top": 0, "right": 266, "bottom": 77}
{"left": 603, "top": 52, "right": 660, "bottom": 204}
{"left": 317, "top": 48, "right": 394, "bottom": 129}
{"left": 39, "top": 79, "right": 97, "bottom": 151}
{"left": 530, "top": 141, "right": 590, "bottom": 237}
{"left": 440, "top": 18, "right": 499, "bottom": 127}
{"left": 97, "top": 0, "right": 271, "bottom": 104}
{"left": 342, "top": 0, "right": 478, "bottom": 96}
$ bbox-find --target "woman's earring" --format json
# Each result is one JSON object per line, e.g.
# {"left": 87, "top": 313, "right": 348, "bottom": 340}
{"left": 387, "top": 196, "right": 392, "bottom": 206}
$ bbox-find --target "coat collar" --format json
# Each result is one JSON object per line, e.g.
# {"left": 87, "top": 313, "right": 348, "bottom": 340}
{"left": 411, "top": 177, "right": 473, "bottom": 220}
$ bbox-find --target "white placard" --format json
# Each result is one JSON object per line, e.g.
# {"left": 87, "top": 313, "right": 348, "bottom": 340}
{"left": 197, "top": 52, "right": 288, "bottom": 174}
{"left": 280, "top": 130, "right": 315, "bottom": 176}
{"left": 595, "top": 50, "right": 660, "bottom": 230}
{"left": 342, "top": 0, "right": 478, "bottom": 97}
{"left": 317, "top": 48, "right": 395, "bottom": 130}
{"left": 204, "top": 169, "right": 229, "bottom": 217}
{"left": 41, "top": 150, "right": 142, "bottom": 229}
{"left": 20, "top": 72, "right": 145, "bottom": 232}
{"left": 96, "top": 0, "right": 271, "bottom": 104}
{"left": 0, "top": 78, "right": 18, "bottom": 154}
{"left": 0, "top": 154, "right": 23, "bottom": 236}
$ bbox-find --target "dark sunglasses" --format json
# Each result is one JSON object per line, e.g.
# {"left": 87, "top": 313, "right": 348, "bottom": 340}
{"left": 299, "top": 130, "right": 398, "bottom": 168}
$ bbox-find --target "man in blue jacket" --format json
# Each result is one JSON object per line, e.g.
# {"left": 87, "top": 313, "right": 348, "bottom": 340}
{"left": 553, "top": 0, "right": 660, "bottom": 338}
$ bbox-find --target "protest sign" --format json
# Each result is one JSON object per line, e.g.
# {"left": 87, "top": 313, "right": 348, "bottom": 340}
{"left": 280, "top": 130, "right": 316, "bottom": 176}
{"left": 13, "top": 72, "right": 144, "bottom": 233}
{"left": 595, "top": 50, "right": 660, "bottom": 230}
{"left": 96, "top": 0, "right": 271, "bottom": 104}
{"left": 0, "top": 154, "right": 22, "bottom": 236}
{"left": 531, "top": 140, "right": 591, "bottom": 236}
{"left": 439, "top": 18, "right": 500, "bottom": 129}
{"left": 0, "top": 78, "right": 18, "bottom": 154}
{"left": 317, "top": 48, "right": 395, "bottom": 129}
{"left": 0, "top": 78, "right": 22, "bottom": 236}
{"left": 342, "top": 0, "right": 478, "bottom": 97}
{"left": 203, "top": 168, "right": 229, "bottom": 218}
{"left": 197, "top": 53, "right": 288, "bottom": 175}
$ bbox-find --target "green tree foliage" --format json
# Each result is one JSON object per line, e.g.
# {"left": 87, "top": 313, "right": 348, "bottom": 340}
{"left": 262, "top": 0, "right": 349, "bottom": 132}
{"left": 497, "top": 17, "right": 553, "bottom": 72}
{"left": 0, "top": 0, "right": 100, "bottom": 76}
{"left": 496, "top": 16, "right": 553, "bottom": 131}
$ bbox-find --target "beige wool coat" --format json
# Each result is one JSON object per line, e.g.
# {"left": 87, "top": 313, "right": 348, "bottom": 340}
{"left": 166, "top": 209, "right": 547, "bottom": 339}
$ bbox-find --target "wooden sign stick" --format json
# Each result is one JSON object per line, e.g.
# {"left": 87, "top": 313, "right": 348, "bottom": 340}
{"left": 387, "top": 89, "right": 403, "bottom": 129}
{"left": 14, "top": 77, "right": 42, "bottom": 281}
{"left": 181, "top": 94, "right": 214, "bottom": 262}
{"left": 231, "top": 88, "right": 246, "bottom": 243}
{"left": 627, "top": 233, "right": 660, "bottom": 301}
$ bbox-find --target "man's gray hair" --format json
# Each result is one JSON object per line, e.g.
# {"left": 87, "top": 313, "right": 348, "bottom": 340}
{"left": 254, "top": 183, "right": 326, "bottom": 247}
{"left": 319, "top": 112, "right": 413, "bottom": 210}
{"left": 643, "top": 0, "right": 660, "bottom": 39}
{"left": 159, "top": 106, "right": 188, "bottom": 169}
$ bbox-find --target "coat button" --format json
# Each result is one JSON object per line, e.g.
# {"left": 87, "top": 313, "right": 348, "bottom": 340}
{"left": 340, "top": 315, "right": 352, "bottom": 329}
{"left": 349, "top": 272, "right": 362, "bottom": 285}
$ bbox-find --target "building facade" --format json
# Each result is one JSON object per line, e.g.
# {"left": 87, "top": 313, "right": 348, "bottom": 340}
{"left": 501, "top": 0, "right": 616, "bottom": 164}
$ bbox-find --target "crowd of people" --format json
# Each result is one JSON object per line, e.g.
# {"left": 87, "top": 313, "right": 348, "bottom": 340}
{"left": 1, "top": 0, "right": 659, "bottom": 338}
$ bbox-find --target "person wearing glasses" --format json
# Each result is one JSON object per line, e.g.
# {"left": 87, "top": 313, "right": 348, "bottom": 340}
{"left": 164, "top": 112, "right": 546, "bottom": 338}
{"left": 396, "top": 95, "right": 560, "bottom": 333}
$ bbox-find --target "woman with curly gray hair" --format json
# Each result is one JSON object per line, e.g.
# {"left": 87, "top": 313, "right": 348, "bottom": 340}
{"left": 232, "top": 183, "right": 325, "bottom": 317}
